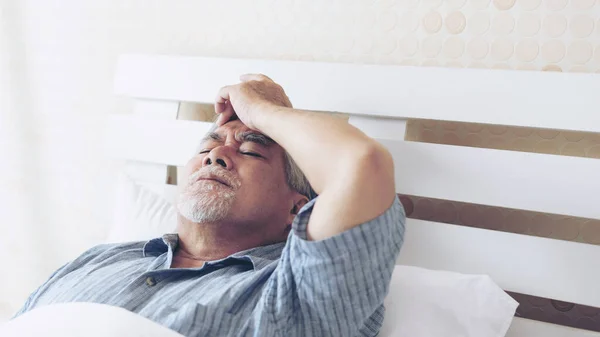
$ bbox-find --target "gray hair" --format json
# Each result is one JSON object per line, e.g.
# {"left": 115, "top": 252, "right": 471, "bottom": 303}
{"left": 204, "top": 122, "right": 316, "bottom": 200}
{"left": 282, "top": 151, "right": 317, "bottom": 200}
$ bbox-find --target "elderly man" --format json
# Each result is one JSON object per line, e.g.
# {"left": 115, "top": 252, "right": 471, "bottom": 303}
{"left": 14, "top": 75, "right": 405, "bottom": 336}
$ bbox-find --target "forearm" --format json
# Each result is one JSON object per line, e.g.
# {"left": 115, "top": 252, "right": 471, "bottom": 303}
{"left": 255, "top": 105, "right": 382, "bottom": 194}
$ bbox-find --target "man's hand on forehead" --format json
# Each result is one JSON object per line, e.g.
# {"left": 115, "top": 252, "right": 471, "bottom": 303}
{"left": 214, "top": 74, "right": 292, "bottom": 131}
{"left": 214, "top": 72, "right": 396, "bottom": 244}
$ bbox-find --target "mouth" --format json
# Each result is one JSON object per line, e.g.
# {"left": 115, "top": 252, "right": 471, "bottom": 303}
{"left": 198, "top": 177, "right": 230, "bottom": 187}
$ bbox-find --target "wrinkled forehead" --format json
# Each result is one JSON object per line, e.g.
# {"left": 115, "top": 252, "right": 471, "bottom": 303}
{"left": 197, "top": 120, "right": 281, "bottom": 151}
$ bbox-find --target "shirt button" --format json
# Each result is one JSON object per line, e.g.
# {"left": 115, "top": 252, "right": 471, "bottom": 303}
{"left": 145, "top": 277, "right": 157, "bottom": 287}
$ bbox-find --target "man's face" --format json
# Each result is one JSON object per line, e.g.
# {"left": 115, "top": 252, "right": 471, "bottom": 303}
{"left": 177, "top": 120, "right": 295, "bottom": 233}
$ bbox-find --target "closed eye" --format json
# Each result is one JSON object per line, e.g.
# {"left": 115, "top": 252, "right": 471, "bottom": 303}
{"left": 198, "top": 149, "right": 263, "bottom": 158}
{"left": 241, "top": 151, "right": 262, "bottom": 158}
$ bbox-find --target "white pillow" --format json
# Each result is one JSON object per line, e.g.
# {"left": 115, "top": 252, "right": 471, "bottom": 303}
{"left": 108, "top": 174, "right": 518, "bottom": 336}
{"left": 381, "top": 265, "right": 518, "bottom": 337}
{"left": 106, "top": 174, "right": 178, "bottom": 243}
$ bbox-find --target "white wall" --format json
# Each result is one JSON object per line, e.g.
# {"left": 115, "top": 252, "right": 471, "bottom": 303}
{"left": 1, "top": 0, "right": 599, "bottom": 320}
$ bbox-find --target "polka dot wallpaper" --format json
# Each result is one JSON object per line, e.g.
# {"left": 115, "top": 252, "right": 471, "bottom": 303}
{"left": 141, "top": 0, "right": 600, "bottom": 71}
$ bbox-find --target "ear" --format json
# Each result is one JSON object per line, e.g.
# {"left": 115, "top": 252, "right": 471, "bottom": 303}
{"left": 285, "top": 193, "right": 309, "bottom": 228}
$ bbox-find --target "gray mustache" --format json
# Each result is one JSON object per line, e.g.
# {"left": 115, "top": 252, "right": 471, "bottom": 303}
{"left": 189, "top": 166, "right": 241, "bottom": 189}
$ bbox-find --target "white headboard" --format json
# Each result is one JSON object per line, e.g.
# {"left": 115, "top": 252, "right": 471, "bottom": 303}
{"left": 106, "top": 54, "right": 600, "bottom": 336}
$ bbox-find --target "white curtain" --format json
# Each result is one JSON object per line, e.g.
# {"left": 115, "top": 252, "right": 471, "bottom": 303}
{"left": 0, "top": 0, "right": 221, "bottom": 319}
{"left": 0, "top": 0, "right": 47, "bottom": 319}
{"left": 0, "top": 1, "right": 121, "bottom": 320}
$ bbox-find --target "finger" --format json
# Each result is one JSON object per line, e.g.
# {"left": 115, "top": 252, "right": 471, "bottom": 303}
{"left": 215, "top": 104, "right": 234, "bottom": 126}
{"left": 215, "top": 85, "right": 232, "bottom": 114}
{"left": 215, "top": 100, "right": 228, "bottom": 116}
{"left": 216, "top": 113, "right": 225, "bottom": 126}
{"left": 214, "top": 86, "right": 233, "bottom": 117}
{"left": 215, "top": 85, "right": 231, "bottom": 103}
{"left": 215, "top": 100, "right": 227, "bottom": 115}
{"left": 216, "top": 101, "right": 235, "bottom": 126}
{"left": 240, "top": 73, "right": 272, "bottom": 82}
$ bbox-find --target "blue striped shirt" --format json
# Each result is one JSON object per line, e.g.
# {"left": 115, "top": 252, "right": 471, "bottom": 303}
{"left": 15, "top": 196, "right": 405, "bottom": 336}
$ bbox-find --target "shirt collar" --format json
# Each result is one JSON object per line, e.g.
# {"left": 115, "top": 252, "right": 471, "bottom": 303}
{"left": 142, "top": 233, "right": 178, "bottom": 257}
{"left": 142, "top": 233, "right": 285, "bottom": 271}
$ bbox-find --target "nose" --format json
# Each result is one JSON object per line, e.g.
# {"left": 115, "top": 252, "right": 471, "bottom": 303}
{"left": 202, "top": 147, "right": 232, "bottom": 169}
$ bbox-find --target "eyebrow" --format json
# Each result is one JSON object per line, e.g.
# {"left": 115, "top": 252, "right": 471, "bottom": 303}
{"left": 200, "top": 131, "right": 275, "bottom": 147}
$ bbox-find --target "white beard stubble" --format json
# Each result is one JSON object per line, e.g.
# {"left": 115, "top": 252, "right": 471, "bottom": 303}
{"left": 177, "top": 167, "right": 240, "bottom": 223}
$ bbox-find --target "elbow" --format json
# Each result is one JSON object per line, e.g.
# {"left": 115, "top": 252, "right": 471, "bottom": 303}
{"left": 337, "top": 142, "right": 397, "bottom": 217}
{"left": 346, "top": 142, "right": 396, "bottom": 193}
{"left": 354, "top": 142, "right": 395, "bottom": 176}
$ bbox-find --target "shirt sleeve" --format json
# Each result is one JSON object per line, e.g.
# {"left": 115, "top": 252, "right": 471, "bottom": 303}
{"left": 264, "top": 195, "right": 406, "bottom": 336}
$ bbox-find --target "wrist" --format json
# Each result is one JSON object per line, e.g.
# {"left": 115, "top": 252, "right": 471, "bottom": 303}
{"left": 254, "top": 103, "right": 285, "bottom": 131}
